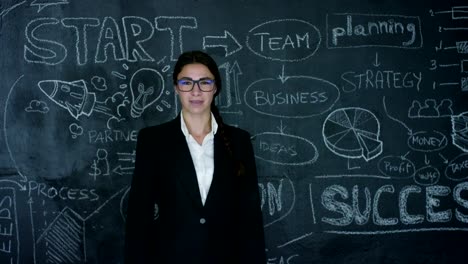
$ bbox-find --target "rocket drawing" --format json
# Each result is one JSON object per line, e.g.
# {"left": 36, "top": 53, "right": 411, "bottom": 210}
{"left": 38, "top": 79, "right": 122, "bottom": 120}
{"left": 38, "top": 80, "right": 96, "bottom": 119}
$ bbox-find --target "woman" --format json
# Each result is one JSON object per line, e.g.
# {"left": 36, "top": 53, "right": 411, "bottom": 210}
{"left": 125, "top": 50, "right": 266, "bottom": 263}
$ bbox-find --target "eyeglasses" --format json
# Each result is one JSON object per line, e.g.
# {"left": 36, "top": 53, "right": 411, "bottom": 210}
{"left": 176, "top": 78, "right": 216, "bottom": 92}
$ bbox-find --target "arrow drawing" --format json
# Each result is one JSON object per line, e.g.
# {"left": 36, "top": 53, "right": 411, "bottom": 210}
{"left": 383, "top": 96, "right": 413, "bottom": 135}
{"left": 229, "top": 61, "right": 243, "bottom": 104}
{"left": 438, "top": 153, "right": 449, "bottom": 164}
{"left": 203, "top": 30, "right": 242, "bottom": 57}
{"left": 278, "top": 65, "right": 289, "bottom": 83}
{"left": 373, "top": 52, "right": 381, "bottom": 67}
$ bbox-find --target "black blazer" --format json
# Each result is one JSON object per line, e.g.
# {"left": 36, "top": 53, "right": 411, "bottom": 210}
{"left": 125, "top": 116, "right": 266, "bottom": 264}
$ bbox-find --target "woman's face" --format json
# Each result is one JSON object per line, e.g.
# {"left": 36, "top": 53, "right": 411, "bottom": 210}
{"left": 175, "top": 63, "right": 217, "bottom": 117}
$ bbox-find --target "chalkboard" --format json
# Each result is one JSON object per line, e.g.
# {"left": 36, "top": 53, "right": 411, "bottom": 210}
{"left": 1, "top": 0, "right": 468, "bottom": 263}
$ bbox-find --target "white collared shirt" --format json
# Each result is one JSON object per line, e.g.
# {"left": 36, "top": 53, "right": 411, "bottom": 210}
{"left": 180, "top": 112, "right": 218, "bottom": 205}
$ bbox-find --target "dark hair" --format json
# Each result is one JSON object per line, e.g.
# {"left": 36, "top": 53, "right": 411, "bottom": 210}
{"left": 173, "top": 50, "right": 244, "bottom": 176}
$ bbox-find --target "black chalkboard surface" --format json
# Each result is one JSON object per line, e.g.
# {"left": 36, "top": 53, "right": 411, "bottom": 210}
{"left": 1, "top": 0, "right": 468, "bottom": 263}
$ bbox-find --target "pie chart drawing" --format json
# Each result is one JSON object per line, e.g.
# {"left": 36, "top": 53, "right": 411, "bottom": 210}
{"left": 322, "top": 107, "right": 383, "bottom": 161}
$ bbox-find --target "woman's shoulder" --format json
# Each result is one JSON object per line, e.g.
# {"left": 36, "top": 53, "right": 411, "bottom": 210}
{"left": 223, "top": 124, "right": 252, "bottom": 142}
{"left": 137, "top": 118, "right": 179, "bottom": 140}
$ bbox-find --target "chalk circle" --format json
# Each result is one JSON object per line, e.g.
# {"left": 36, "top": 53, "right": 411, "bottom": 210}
{"left": 414, "top": 165, "right": 440, "bottom": 186}
{"left": 259, "top": 174, "right": 296, "bottom": 228}
{"left": 445, "top": 153, "right": 468, "bottom": 182}
{"left": 377, "top": 155, "right": 415, "bottom": 179}
{"left": 244, "top": 76, "right": 340, "bottom": 119}
{"left": 246, "top": 19, "right": 321, "bottom": 62}
{"left": 254, "top": 132, "right": 318, "bottom": 166}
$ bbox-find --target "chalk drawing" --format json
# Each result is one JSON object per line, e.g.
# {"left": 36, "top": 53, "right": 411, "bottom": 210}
{"left": 246, "top": 19, "right": 321, "bottom": 62}
{"left": 30, "top": 0, "right": 69, "bottom": 13}
{"left": 90, "top": 76, "right": 108, "bottom": 91}
{"left": 408, "top": 99, "right": 453, "bottom": 118}
{"left": 322, "top": 107, "right": 383, "bottom": 161}
{"left": 3, "top": 75, "right": 27, "bottom": 182}
{"left": 244, "top": 69, "right": 340, "bottom": 119}
{"left": 0, "top": 1, "right": 26, "bottom": 18}
{"left": 407, "top": 130, "right": 448, "bottom": 152}
{"left": 445, "top": 153, "right": 468, "bottom": 181}
{"left": 451, "top": 111, "right": 468, "bottom": 152}
{"left": 25, "top": 100, "right": 49, "bottom": 114}
{"left": 217, "top": 61, "right": 243, "bottom": 108}
{"left": 377, "top": 155, "right": 415, "bottom": 179}
{"left": 129, "top": 68, "right": 165, "bottom": 118}
{"left": 0, "top": 188, "right": 19, "bottom": 264}
{"left": 254, "top": 130, "right": 318, "bottom": 166}
{"left": 38, "top": 79, "right": 129, "bottom": 122}
{"left": 414, "top": 165, "right": 440, "bottom": 186}
{"left": 89, "top": 149, "right": 110, "bottom": 180}
{"left": 36, "top": 187, "right": 127, "bottom": 263}
{"left": 155, "top": 16, "right": 197, "bottom": 61}
{"left": 259, "top": 174, "right": 296, "bottom": 228}
{"left": 112, "top": 152, "right": 135, "bottom": 176}
{"left": 383, "top": 96, "right": 412, "bottom": 135}
{"left": 326, "top": 13, "right": 423, "bottom": 49}
{"left": 68, "top": 123, "right": 83, "bottom": 139}
{"left": 203, "top": 30, "right": 242, "bottom": 57}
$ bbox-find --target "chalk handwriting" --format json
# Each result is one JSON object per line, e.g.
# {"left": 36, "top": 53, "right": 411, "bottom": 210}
{"left": 327, "top": 13, "right": 422, "bottom": 48}
{"left": 259, "top": 174, "right": 296, "bottom": 228}
{"left": 407, "top": 131, "right": 448, "bottom": 152}
{"left": 341, "top": 69, "right": 422, "bottom": 92}
{"left": 319, "top": 182, "right": 468, "bottom": 227}
{"left": 377, "top": 155, "right": 415, "bottom": 179}
{"left": 24, "top": 16, "right": 198, "bottom": 65}
{"left": 244, "top": 72, "right": 340, "bottom": 119}
{"left": 27, "top": 181, "right": 99, "bottom": 201}
{"left": 414, "top": 165, "right": 440, "bottom": 186}
{"left": 254, "top": 132, "right": 318, "bottom": 166}
{"left": 445, "top": 153, "right": 468, "bottom": 181}
{"left": 246, "top": 19, "right": 321, "bottom": 62}
{"left": 0, "top": 188, "right": 18, "bottom": 264}
{"left": 88, "top": 129, "right": 138, "bottom": 144}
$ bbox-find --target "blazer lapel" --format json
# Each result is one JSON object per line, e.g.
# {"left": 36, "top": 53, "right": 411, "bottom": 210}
{"left": 204, "top": 133, "right": 230, "bottom": 208}
{"left": 170, "top": 118, "right": 204, "bottom": 209}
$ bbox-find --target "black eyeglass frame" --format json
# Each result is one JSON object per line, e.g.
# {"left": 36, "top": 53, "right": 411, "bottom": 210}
{"left": 176, "top": 78, "right": 216, "bottom": 92}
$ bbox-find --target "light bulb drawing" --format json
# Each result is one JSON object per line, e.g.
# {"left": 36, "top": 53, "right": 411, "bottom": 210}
{"left": 129, "top": 68, "right": 165, "bottom": 118}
